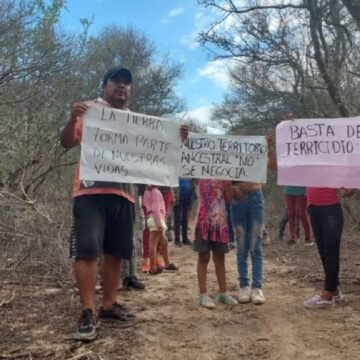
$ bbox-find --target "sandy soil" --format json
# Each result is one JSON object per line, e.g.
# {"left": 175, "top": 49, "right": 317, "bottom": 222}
{"left": 1, "top": 233, "right": 360, "bottom": 360}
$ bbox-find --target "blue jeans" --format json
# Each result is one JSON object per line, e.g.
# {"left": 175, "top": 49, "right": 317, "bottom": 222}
{"left": 231, "top": 190, "right": 264, "bottom": 289}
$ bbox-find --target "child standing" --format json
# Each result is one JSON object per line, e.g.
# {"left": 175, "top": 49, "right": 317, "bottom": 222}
{"left": 140, "top": 185, "right": 175, "bottom": 273}
{"left": 194, "top": 179, "right": 238, "bottom": 308}
{"left": 143, "top": 185, "right": 178, "bottom": 275}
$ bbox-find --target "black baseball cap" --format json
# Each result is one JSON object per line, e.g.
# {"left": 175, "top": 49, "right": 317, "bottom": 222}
{"left": 102, "top": 67, "right": 132, "bottom": 86}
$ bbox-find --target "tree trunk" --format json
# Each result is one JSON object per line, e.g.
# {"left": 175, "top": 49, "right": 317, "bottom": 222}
{"left": 308, "top": 1, "right": 350, "bottom": 117}
{"left": 342, "top": 0, "right": 360, "bottom": 31}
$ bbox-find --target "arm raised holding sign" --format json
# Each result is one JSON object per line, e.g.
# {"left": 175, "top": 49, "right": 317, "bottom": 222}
{"left": 59, "top": 67, "right": 141, "bottom": 341}
{"left": 304, "top": 186, "right": 354, "bottom": 309}
{"left": 266, "top": 135, "right": 277, "bottom": 171}
{"left": 180, "top": 124, "right": 189, "bottom": 142}
{"left": 230, "top": 132, "right": 275, "bottom": 305}
{"left": 60, "top": 102, "right": 89, "bottom": 149}
{"left": 59, "top": 66, "right": 189, "bottom": 341}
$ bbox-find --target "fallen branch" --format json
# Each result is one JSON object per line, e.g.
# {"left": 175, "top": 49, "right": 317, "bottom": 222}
{"left": 0, "top": 291, "right": 15, "bottom": 307}
{"left": 66, "top": 351, "right": 95, "bottom": 360}
{"left": 10, "top": 248, "right": 31, "bottom": 271}
{"left": 0, "top": 352, "right": 27, "bottom": 359}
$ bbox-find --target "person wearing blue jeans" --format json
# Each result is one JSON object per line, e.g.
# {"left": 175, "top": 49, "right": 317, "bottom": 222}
{"left": 231, "top": 187, "right": 265, "bottom": 305}
{"left": 174, "top": 178, "right": 193, "bottom": 246}
{"left": 230, "top": 134, "right": 276, "bottom": 305}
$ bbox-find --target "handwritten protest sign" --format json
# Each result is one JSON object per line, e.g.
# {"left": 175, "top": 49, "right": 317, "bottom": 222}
{"left": 276, "top": 117, "right": 360, "bottom": 188}
{"left": 180, "top": 133, "right": 268, "bottom": 182}
{"left": 79, "top": 106, "right": 181, "bottom": 186}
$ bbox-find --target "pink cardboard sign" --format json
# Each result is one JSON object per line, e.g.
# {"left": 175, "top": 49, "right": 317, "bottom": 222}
{"left": 276, "top": 117, "right": 360, "bottom": 188}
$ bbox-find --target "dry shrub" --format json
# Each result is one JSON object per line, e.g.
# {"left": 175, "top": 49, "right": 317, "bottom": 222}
{"left": 0, "top": 178, "right": 74, "bottom": 284}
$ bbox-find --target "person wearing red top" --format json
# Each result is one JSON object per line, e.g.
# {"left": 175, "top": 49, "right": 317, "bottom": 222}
{"left": 304, "top": 187, "right": 353, "bottom": 309}
{"left": 143, "top": 185, "right": 178, "bottom": 274}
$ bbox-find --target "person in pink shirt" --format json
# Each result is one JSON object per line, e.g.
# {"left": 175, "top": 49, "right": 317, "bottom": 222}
{"left": 143, "top": 185, "right": 178, "bottom": 275}
{"left": 304, "top": 187, "right": 353, "bottom": 309}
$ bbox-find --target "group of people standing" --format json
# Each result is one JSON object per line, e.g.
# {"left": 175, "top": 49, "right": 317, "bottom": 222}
{"left": 61, "top": 66, "right": 353, "bottom": 342}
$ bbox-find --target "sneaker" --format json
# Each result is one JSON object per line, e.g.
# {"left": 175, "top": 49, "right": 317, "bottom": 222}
{"left": 228, "top": 242, "right": 236, "bottom": 250}
{"left": 98, "top": 302, "right": 136, "bottom": 321}
{"left": 287, "top": 239, "right": 296, "bottom": 245}
{"left": 333, "top": 290, "right": 344, "bottom": 303}
{"left": 156, "top": 258, "right": 165, "bottom": 269}
{"left": 148, "top": 267, "right": 163, "bottom": 275}
{"left": 304, "top": 294, "right": 333, "bottom": 309}
{"left": 164, "top": 263, "right": 178, "bottom": 271}
{"left": 175, "top": 241, "right": 182, "bottom": 247}
{"left": 123, "top": 276, "right": 145, "bottom": 290}
{"left": 304, "top": 240, "right": 314, "bottom": 246}
{"left": 217, "top": 293, "right": 239, "bottom": 306}
{"left": 141, "top": 261, "right": 150, "bottom": 273}
{"left": 74, "top": 308, "right": 100, "bottom": 341}
{"left": 198, "top": 294, "right": 216, "bottom": 309}
{"left": 238, "top": 286, "right": 251, "bottom": 303}
{"left": 251, "top": 288, "right": 266, "bottom": 305}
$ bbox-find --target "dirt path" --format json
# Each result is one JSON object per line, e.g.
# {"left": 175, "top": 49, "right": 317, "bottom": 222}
{"left": 131, "top": 243, "right": 360, "bottom": 360}
{"left": 1, "top": 240, "right": 360, "bottom": 359}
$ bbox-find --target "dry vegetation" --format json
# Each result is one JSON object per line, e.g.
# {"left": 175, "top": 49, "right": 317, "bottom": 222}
{"left": 2, "top": 1, "right": 360, "bottom": 358}
{"left": 1, "top": 190, "right": 360, "bottom": 359}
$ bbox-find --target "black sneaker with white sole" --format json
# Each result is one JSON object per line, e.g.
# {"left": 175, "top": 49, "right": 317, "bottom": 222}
{"left": 74, "top": 308, "right": 100, "bottom": 341}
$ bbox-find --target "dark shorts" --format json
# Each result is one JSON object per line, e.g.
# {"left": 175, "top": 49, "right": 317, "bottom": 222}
{"left": 193, "top": 238, "right": 229, "bottom": 254}
{"left": 70, "top": 194, "right": 135, "bottom": 260}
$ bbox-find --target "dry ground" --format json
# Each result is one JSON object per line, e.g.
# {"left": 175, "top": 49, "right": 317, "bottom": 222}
{"left": 1, "top": 228, "right": 360, "bottom": 360}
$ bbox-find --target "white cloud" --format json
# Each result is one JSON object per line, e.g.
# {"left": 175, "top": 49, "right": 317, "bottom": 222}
{"left": 184, "top": 106, "right": 212, "bottom": 123}
{"left": 161, "top": 6, "right": 184, "bottom": 24}
{"left": 177, "top": 105, "right": 225, "bottom": 134}
{"left": 179, "top": 34, "right": 199, "bottom": 50}
{"left": 206, "top": 126, "right": 224, "bottom": 135}
{"left": 180, "top": 9, "right": 214, "bottom": 50}
{"left": 198, "top": 59, "right": 234, "bottom": 89}
{"left": 179, "top": 5, "right": 244, "bottom": 51}
{"left": 169, "top": 7, "right": 184, "bottom": 17}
